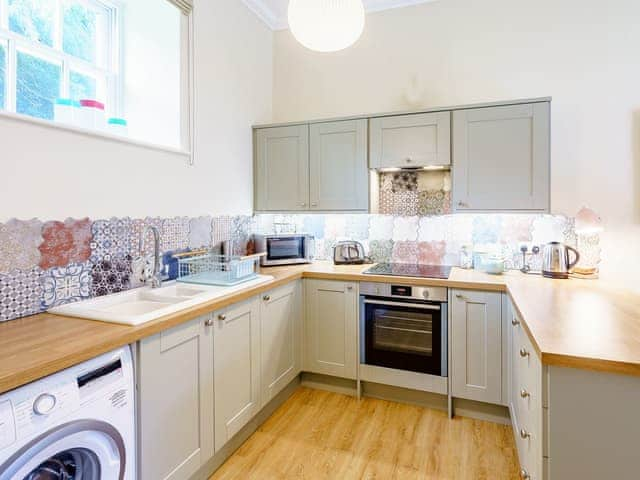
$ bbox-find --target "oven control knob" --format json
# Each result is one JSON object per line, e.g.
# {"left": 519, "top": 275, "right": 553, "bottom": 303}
{"left": 33, "top": 393, "right": 57, "bottom": 416}
{"left": 422, "top": 290, "right": 430, "bottom": 300}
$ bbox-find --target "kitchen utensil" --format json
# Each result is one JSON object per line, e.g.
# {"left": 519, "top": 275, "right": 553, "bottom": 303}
{"left": 333, "top": 241, "right": 367, "bottom": 265}
{"left": 542, "top": 242, "right": 580, "bottom": 279}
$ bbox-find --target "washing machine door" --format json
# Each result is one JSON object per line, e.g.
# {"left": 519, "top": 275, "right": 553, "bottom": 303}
{"left": 0, "top": 420, "right": 126, "bottom": 480}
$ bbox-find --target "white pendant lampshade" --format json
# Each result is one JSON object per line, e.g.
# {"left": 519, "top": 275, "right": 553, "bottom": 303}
{"left": 288, "top": 0, "right": 365, "bottom": 53}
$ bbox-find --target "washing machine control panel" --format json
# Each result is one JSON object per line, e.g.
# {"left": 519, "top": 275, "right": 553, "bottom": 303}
{"left": 32, "top": 393, "right": 57, "bottom": 416}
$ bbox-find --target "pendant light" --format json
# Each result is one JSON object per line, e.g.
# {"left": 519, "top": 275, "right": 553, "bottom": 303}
{"left": 288, "top": 0, "right": 365, "bottom": 53}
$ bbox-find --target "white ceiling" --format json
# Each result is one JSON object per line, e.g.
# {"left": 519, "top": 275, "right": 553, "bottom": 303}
{"left": 241, "top": 0, "right": 437, "bottom": 30}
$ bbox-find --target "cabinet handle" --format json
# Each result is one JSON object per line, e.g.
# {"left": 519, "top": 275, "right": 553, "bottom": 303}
{"left": 457, "top": 201, "right": 469, "bottom": 208}
{"left": 346, "top": 286, "right": 353, "bottom": 291}
{"left": 218, "top": 314, "right": 227, "bottom": 321}
{"left": 519, "top": 469, "right": 530, "bottom": 479}
{"left": 520, "top": 429, "right": 531, "bottom": 439}
{"left": 300, "top": 202, "right": 306, "bottom": 207}
{"left": 455, "top": 293, "right": 466, "bottom": 301}
{"left": 519, "top": 348, "right": 530, "bottom": 358}
{"left": 204, "top": 318, "right": 214, "bottom": 327}
{"left": 511, "top": 317, "right": 520, "bottom": 326}
{"left": 311, "top": 202, "right": 318, "bottom": 207}
{"left": 405, "top": 157, "right": 413, "bottom": 163}
{"left": 520, "top": 389, "right": 530, "bottom": 399}
{"left": 263, "top": 295, "right": 271, "bottom": 301}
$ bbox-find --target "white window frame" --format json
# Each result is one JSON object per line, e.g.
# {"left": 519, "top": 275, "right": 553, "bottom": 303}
{"left": 0, "top": 0, "right": 121, "bottom": 118}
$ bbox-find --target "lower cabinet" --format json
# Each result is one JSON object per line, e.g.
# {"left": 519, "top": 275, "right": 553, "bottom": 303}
{"left": 450, "top": 289, "right": 503, "bottom": 404}
{"left": 260, "top": 281, "right": 302, "bottom": 407}
{"left": 304, "top": 279, "right": 358, "bottom": 379}
{"left": 137, "top": 314, "right": 214, "bottom": 480}
{"left": 213, "top": 297, "right": 261, "bottom": 452}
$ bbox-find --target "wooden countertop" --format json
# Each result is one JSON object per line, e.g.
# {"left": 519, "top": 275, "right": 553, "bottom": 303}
{"left": 1, "top": 262, "right": 639, "bottom": 394}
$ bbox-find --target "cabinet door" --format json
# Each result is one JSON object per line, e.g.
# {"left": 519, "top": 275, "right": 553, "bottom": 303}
{"left": 451, "top": 290, "right": 502, "bottom": 404}
{"left": 452, "top": 102, "right": 550, "bottom": 212}
{"left": 260, "top": 281, "right": 302, "bottom": 407}
{"left": 138, "top": 315, "right": 214, "bottom": 480}
{"left": 213, "top": 297, "right": 261, "bottom": 452}
{"left": 255, "top": 125, "right": 309, "bottom": 211}
{"left": 369, "top": 112, "right": 451, "bottom": 169}
{"left": 304, "top": 279, "right": 358, "bottom": 379}
{"left": 309, "top": 119, "right": 368, "bottom": 211}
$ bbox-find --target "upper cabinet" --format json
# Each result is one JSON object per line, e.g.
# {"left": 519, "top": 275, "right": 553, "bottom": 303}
{"left": 452, "top": 102, "right": 550, "bottom": 212}
{"left": 255, "top": 125, "right": 309, "bottom": 211}
{"left": 309, "top": 119, "right": 368, "bottom": 211}
{"left": 254, "top": 120, "right": 368, "bottom": 212}
{"left": 369, "top": 112, "right": 451, "bottom": 169}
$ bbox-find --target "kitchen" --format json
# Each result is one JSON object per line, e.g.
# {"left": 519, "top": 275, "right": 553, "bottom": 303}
{"left": 0, "top": 0, "right": 639, "bottom": 479}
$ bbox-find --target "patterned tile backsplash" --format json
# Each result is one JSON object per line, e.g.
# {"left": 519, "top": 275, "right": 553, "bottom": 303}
{"left": 0, "top": 215, "right": 254, "bottom": 322}
{"left": 255, "top": 213, "right": 601, "bottom": 273}
{"left": 0, "top": 210, "right": 601, "bottom": 323}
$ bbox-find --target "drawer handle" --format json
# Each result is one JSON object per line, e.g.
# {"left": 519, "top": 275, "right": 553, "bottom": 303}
{"left": 346, "top": 286, "right": 354, "bottom": 291}
{"left": 311, "top": 202, "right": 318, "bottom": 207}
{"left": 204, "top": 318, "right": 214, "bottom": 327}
{"left": 520, "top": 429, "right": 531, "bottom": 439}
{"left": 457, "top": 201, "right": 469, "bottom": 208}
{"left": 455, "top": 293, "right": 467, "bottom": 301}
{"left": 520, "top": 389, "right": 530, "bottom": 399}
{"left": 218, "top": 314, "right": 227, "bottom": 321}
{"left": 519, "top": 348, "right": 530, "bottom": 358}
{"left": 520, "top": 469, "right": 530, "bottom": 479}
{"left": 263, "top": 295, "right": 271, "bottom": 301}
{"left": 512, "top": 317, "right": 520, "bottom": 326}
{"left": 300, "top": 202, "right": 306, "bottom": 207}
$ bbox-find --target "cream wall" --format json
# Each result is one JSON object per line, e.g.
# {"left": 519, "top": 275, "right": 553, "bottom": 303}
{"left": 0, "top": 0, "right": 272, "bottom": 220}
{"left": 273, "top": 0, "right": 640, "bottom": 284}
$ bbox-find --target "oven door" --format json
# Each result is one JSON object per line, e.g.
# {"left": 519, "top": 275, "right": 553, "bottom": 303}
{"left": 363, "top": 297, "right": 445, "bottom": 376}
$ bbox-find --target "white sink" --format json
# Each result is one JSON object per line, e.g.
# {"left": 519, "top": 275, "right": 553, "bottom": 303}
{"left": 48, "top": 275, "right": 274, "bottom": 326}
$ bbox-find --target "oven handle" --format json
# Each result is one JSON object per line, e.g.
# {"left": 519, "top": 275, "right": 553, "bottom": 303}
{"left": 363, "top": 299, "right": 441, "bottom": 311}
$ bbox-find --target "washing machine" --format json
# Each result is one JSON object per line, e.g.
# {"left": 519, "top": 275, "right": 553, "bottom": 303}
{"left": 0, "top": 346, "right": 136, "bottom": 479}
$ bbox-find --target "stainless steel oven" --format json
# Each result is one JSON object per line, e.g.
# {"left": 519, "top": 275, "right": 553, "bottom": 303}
{"left": 253, "top": 233, "right": 314, "bottom": 266}
{"left": 360, "top": 282, "right": 447, "bottom": 377}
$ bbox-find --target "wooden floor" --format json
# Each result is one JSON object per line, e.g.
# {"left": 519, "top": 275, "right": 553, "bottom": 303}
{"left": 210, "top": 387, "right": 519, "bottom": 479}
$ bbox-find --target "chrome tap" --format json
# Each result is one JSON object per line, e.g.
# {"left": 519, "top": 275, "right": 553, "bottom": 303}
{"left": 139, "top": 225, "right": 163, "bottom": 288}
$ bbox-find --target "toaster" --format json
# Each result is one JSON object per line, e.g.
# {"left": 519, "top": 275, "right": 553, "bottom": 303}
{"left": 333, "top": 241, "right": 367, "bottom": 265}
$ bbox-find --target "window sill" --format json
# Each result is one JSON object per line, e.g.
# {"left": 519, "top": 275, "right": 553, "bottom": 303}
{"left": 0, "top": 110, "right": 191, "bottom": 158}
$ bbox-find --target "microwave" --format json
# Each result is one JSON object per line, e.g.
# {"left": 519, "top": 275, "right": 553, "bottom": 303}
{"left": 253, "top": 234, "right": 314, "bottom": 266}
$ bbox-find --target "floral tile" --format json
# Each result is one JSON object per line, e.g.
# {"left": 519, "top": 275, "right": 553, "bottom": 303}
{"left": 162, "top": 217, "right": 190, "bottom": 252}
{"left": 392, "top": 172, "right": 418, "bottom": 192}
{"left": 417, "top": 171, "right": 446, "bottom": 191}
{"left": 0, "top": 219, "right": 43, "bottom": 273}
{"left": 39, "top": 218, "right": 92, "bottom": 270}
{"left": 324, "top": 215, "right": 346, "bottom": 239}
{"left": 531, "top": 215, "right": 566, "bottom": 246}
{"left": 212, "top": 216, "right": 234, "bottom": 247}
{"left": 188, "top": 216, "right": 213, "bottom": 249}
{"left": 392, "top": 241, "right": 419, "bottom": 264}
{"left": 0, "top": 268, "right": 43, "bottom": 321}
{"left": 369, "top": 240, "right": 394, "bottom": 263}
{"left": 418, "top": 190, "right": 449, "bottom": 216}
{"left": 303, "top": 215, "right": 326, "bottom": 239}
{"left": 500, "top": 215, "right": 534, "bottom": 244}
{"left": 472, "top": 216, "right": 502, "bottom": 244}
{"left": 392, "top": 217, "right": 419, "bottom": 241}
{"left": 91, "top": 256, "right": 131, "bottom": 297}
{"left": 369, "top": 215, "right": 395, "bottom": 240}
{"left": 232, "top": 216, "right": 253, "bottom": 256}
{"left": 90, "top": 217, "right": 132, "bottom": 264}
{"left": 392, "top": 191, "right": 419, "bottom": 216}
{"left": 379, "top": 173, "right": 393, "bottom": 192}
{"left": 379, "top": 190, "right": 395, "bottom": 215}
{"left": 418, "top": 216, "right": 448, "bottom": 242}
{"left": 41, "top": 262, "right": 92, "bottom": 308}
{"left": 418, "top": 241, "right": 447, "bottom": 265}
{"left": 344, "top": 215, "right": 369, "bottom": 240}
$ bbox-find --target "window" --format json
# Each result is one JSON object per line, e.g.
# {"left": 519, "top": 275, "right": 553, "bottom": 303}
{"left": 0, "top": 0, "right": 116, "bottom": 120}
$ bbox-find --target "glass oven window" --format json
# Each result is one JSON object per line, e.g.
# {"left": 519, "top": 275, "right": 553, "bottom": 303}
{"left": 267, "top": 237, "right": 304, "bottom": 260}
{"left": 372, "top": 309, "right": 434, "bottom": 357}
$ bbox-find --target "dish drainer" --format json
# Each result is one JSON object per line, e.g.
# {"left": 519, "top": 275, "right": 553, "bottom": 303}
{"left": 175, "top": 252, "right": 264, "bottom": 286}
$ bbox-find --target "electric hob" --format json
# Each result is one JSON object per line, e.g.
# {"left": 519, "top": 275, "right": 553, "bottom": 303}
{"left": 363, "top": 263, "right": 452, "bottom": 279}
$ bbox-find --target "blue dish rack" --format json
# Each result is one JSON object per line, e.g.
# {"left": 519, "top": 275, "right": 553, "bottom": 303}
{"left": 176, "top": 253, "right": 261, "bottom": 286}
